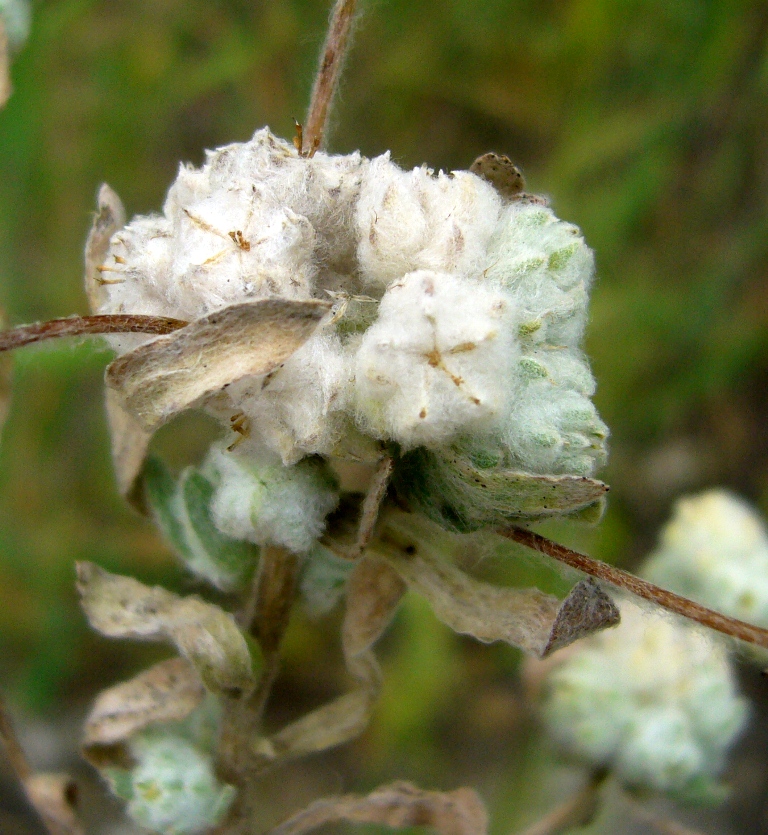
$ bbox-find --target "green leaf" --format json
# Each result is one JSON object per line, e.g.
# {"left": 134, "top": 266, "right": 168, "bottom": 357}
{"left": 395, "top": 446, "right": 608, "bottom": 533}
{"left": 300, "top": 544, "right": 356, "bottom": 617}
{"left": 143, "top": 456, "right": 258, "bottom": 592}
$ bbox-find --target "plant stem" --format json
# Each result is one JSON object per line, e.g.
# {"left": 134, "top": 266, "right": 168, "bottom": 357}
{"left": 0, "top": 17, "right": 10, "bottom": 109}
{"left": 512, "top": 770, "right": 605, "bottom": 835}
{"left": 500, "top": 525, "right": 768, "bottom": 649}
{"left": 0, "top": 314, "right": 188, "bottom": 353}
{"left": 303, "top": 0, "right": 359, "bottom": 154}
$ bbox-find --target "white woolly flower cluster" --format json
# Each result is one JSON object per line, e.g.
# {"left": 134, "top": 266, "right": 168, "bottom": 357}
{"left": 203, "top": 439, "right": 339, "bottom": 554}
{"left": 94, "top": 127, "right": 606, "bottom": 538}
{"left": 541, "top": 599, "right": 747, "bottom": 801}
{"left": 96, "top": 128, "right": 605, "bottom": 466}
{"left": 117, "top": 733, "right": 235, "bottom": 835}
{"left": 0, "top": 0, "right": 31, "bottom": 51}
{"left": 642, "top": 490, "right": 768, "bottom": 629}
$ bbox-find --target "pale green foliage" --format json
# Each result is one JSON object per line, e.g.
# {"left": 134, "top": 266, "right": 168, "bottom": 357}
{"left": 642, "top": 490, "right": 768, "bottom": 629}
{"left": 110, "top": 732, "right": 235, "bottom": 835}
{"left": 541, "top": 600, "right": 747, "bottom": 803}
{"left": 203, "top": 440, "right": 340, "bottom": 554}
{"left": 144, "top": 456, "right": 260, "bottom": 592}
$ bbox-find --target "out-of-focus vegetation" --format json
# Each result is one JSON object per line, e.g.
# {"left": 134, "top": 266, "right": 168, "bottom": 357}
{"left": 1, "top": 1, "right": 768, "bottom": 833}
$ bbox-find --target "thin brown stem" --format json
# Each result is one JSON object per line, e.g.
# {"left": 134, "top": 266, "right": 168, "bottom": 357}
{"left": 512, "top": 771, "right": 605, "bottom": 835}
{"left": 303, "top": 0, "right": 360, "bottom": 154}
{"left": 500, "top": 525, "right": 768, "bottom": 649}
{"left": 0, "top": 314, "right": 188, "bottom": 353}
{"left": 0, "top": 17, "right": 10, "bottom": 109}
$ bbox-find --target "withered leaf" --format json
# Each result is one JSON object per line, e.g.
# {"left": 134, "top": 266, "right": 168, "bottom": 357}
{"left": 543, "top": 577, "right": 620, "bottom": 656}
{"left": 267, "top": 781, "right": 488, "bottom": 835}
{"left": 395, "top": 447, "right": 608, "bottom": 533}
{"left": 105, "top": 299, "right": 330, "bottom": 431}
{"left": 250, "top": 545, "right": 301, "bottom": 659}
{"left": 82, "top": 658, "right": 205, "bottom": 767}
{"left": 105, "top": 386, "right": 152, "bottom": 508}
{"left": 257, "top": 689, "right": 374, "bottom": 763}
{"left": 23, "top": 773, "right": 84, "bottom": 835}
{"left": 84, "top": 184, "right": 126, "bottom": 312}
{"left": 256, "top": 556, "right": 405, "bottom": 765}
{"left": 376, "top": 512, "right": 618, "bottom": 657}
{"left": 343, "top": 555, "right": 406, "bottom": 684}
{"left": 76, "top": 562, "right": 260, "bottom": 695}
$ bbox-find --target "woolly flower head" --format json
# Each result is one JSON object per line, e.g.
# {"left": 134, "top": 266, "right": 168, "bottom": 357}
{"left": 92, "top": 128, "right": 607, "bottom": 532}
{"left": 112, "top": 733, "right": 234, "bottom": 835}
{"left": 642, "top": 490, "right": 768, "bottom": 628}
{"left": 0, "top": 0, "right": 31, "bottom": 51}
{"left": 541, "top": 599, "right": 747, "bottom": 802}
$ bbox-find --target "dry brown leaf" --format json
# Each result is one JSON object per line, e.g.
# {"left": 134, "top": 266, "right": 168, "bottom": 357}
{"left": 105, "top": 298, "right": 330, "bottom": 431}
{"left": 84, "top": 184, "right": 126, "bottom": 312}
{"left": 375, "top": 512, "right": 618, "bottom": 657}
{"left": 82, "top": 658, "right": 205, "bottom": 767}
{"left": 0, "top": 18, "right": 10, "bottom": 110}
{"left": 543, "top": 577, "right": 619, "bottom": 656}
{"left": 268, "top": 781, "right": 488, "bottom": 835}
{"left": 105, "top": 386, "right": 152, "bottom": 508}
{"left": 343, "top": 554, "right": 406, "bottom": 684}
{"left": 250, "top": 545, "right": 301, "bottom": 659}
{"left": 76, "top": 562, "right": 258, "bottom": 696}
{"left": 23, "top": 773, "right": 84, "bottom": 835}
{"left": 257, "top": 689, "right": 373, "bottom": 762}
{"left": 254, "top": 555, "right": 405, "bottom": 765}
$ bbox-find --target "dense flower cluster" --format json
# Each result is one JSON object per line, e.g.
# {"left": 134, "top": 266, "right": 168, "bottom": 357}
{"left": 94, "top": 128, "right": 606, "bottom": 478}
{"left": 541, "top": 599, "right": 747, "bottom": 801}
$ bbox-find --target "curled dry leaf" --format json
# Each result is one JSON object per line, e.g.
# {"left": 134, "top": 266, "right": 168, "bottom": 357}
{"left": 257, "top": 689, "right": 373, "bottom": 762}
{"left": 343, "top": 554, "right": 406, "bottom": 687}
{"left": 256, "top": 555, "right": 405, "bottom": 765}
{"left": 105, "top": 387, "right": 152, "bottom": 508}
{"left": 105, "top": 298, "right": 330, "bottom": 431}
{"left": 76, "top": 562, "right": 260, "bottom": 696}
{"left": 250, "top": 545, "right": 301, "bottom": 659}
{"left": 84, "top": 184, "right": 126, "bottom": 312}
{"left": 268, "top": 781, "right": 488, "bottom": 835}
{"left": 82, "top": 658, "right": 205, "bottom": 768}
{"left": 374, "top": 512, "right": 618, "bottom": 657}
{"left": 23, "top": 773, "right": 84, "bottom": 835}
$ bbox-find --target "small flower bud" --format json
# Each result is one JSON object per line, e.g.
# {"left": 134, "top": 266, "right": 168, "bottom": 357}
{"left": 642, "top": 490, "right": 768, "bottom": 629}
{"left": 204, "top": 440, "right": 339, "bottom": 554}
{"left": 119, "top": 733, "right": 235, "bottom": 835}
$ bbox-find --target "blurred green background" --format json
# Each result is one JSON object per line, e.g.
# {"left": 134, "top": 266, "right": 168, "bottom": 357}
{"left": 2, "top": 1, "right": 768, "bottom": 832}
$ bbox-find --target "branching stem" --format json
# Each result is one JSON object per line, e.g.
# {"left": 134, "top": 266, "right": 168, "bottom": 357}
{"left": 501, "top": 525, "right": 768, "bottom": 649}
{"left": 0, "top": 314, "right": 188, "bottom": 353}
{"left": 303, "top": 0, "right": 359, "bottom": 154}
